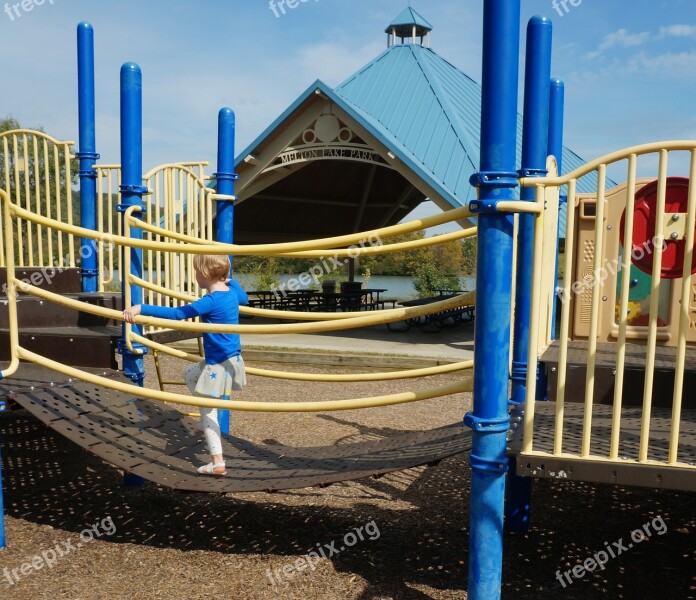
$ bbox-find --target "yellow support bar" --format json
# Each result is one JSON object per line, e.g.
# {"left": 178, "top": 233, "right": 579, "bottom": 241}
{"left": 520, "top": 140, "right": 696, "bottom": 187}
{"left": 10, "top": 202, "right": 472, "bottom": 257}
{"left": 640, "top": 151, "right": 669, "bottom": 462}
{"left": 610, "top": 155, "right": 638, "bottom": 459}
{"left": 131, "top": 330, "right": 474, "bottom": 382}
{"left": 127, "top": 214, "right": 478, "bottom": 258}
{"left": 669, "top": 149, "right": 696, "bottom": 463}
{"left": 16, "top": 347, "right": 472, "bottom": 412}
{"left": 21, "top": 277, "right": 475, "bottom": 334}
{"left": 521, "top": 186, "right": 546, "bottom": 454}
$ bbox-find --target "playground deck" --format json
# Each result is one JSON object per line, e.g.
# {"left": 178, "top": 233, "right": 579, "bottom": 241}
{"left": 509, "top": 402, "right": 696, "bottom": 491}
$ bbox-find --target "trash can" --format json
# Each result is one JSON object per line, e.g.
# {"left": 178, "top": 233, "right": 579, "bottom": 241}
{"left": 322, "top": 280, "right": 337, "bottom": 311}
{"left": 340, "top": 281, "right": 363, "bottom": 311}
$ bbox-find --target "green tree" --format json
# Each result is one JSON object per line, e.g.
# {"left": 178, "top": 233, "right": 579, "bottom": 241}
{"left": 460, "top": 237, "right": 477, "bottom": 276}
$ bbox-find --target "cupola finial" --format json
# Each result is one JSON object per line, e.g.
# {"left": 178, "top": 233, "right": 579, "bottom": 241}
{"left": 385, "top": 7, "right": 433, "bottom": 48}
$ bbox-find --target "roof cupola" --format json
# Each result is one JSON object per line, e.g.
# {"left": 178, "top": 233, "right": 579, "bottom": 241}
{"left": 385, "top": 7, "right": 433, "bottom": 48}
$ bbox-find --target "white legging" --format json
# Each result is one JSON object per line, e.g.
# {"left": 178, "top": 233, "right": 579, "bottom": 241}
{"left": 183, "top": 364, "right": 224, "bottom": 459}
{"left": 198, "top": 406, "right": 223, "bottom": 457}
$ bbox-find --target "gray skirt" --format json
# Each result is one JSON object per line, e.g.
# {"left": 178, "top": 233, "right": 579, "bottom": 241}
{"left": 184, "top": 355, "right": 246, "bottom": 400}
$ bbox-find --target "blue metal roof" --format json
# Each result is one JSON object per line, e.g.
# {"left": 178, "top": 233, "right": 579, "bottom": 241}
{"left": 236, "top": 40, "right": 613, "bottom": 238}
{"left": 385, "top": 7, "right": 433, "bottom": 32}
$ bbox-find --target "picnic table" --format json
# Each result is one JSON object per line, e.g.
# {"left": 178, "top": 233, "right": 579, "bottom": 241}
{"left": 246, "top": 288, "right": 392, "bottom": 313}
{"left": 388, "top": 292, "right": 475, "bottom": 333}
{"left": 317, "top": 288, "right": 390, "bottom": 312}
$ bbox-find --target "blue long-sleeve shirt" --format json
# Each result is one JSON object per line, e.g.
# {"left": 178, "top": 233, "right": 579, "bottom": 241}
{"left": 140, "top": 280, "right": 248, "bottom": 364}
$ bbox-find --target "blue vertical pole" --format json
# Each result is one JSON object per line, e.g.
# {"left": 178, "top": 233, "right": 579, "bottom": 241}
{"left": 0, "top": 400, "right": 6, "bottom": 549}
{"left": 118, "top": 63, "right": 147, "bottom": 487}
{"left": 464, "top": 1, "right": 520, "bottom": 598}
{"left": 213, "top": 108, "right": 237, "bottom": 436}
{"left": 505, "top": 16, "right": 553, "bottom": 532}
{"left": 76, "top": 22, "right": 99, "bottom": 292}
{"left": 548, "top": 79, "right": 565, "bottom": 340}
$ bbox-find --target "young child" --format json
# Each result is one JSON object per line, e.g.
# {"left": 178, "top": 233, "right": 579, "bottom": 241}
{"left": 123, "top": 254, "right": 248, "bottom": 476}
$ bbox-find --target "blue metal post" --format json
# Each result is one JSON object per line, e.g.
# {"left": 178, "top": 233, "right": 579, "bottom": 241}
{"left": 118, "top": 63, "right": 147, "bottom": 487}
{"left": 213, "top": 108, "right": 237, "bottom": 436}
{"left": 465, "top": 1, "right": 520, "bottom": 597}
{"left": 548, "top": 79, "right": 565, "bottom": 340}
{"left": 76, "top": 22, "right": 100, "bottom": 292}
{"left": 505, "top": 16, "right": 553, "bottom": 533}
{"left": 0, "top": 400, "right": 6, "bottom": 549}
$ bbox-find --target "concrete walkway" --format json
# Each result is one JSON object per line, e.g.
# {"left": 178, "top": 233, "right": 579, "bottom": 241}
{"left": 238, "top": 319, "right": 475, "bottom": 364}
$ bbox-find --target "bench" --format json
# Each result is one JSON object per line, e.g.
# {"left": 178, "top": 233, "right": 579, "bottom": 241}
{"left": 388, "top": 293, "right": 475, "bottom": 333}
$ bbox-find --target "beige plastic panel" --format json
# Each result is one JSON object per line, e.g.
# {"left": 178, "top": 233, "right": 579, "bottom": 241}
{"left": 571, "top": 178, "right": 695, "bottom": 346}
{"left": 537, "top": 157, "right": 560, "bottom": 354}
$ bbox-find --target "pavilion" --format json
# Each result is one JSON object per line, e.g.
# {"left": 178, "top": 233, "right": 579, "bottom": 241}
{"left": 231, "top": 7, "right": 597, "bottom": 245}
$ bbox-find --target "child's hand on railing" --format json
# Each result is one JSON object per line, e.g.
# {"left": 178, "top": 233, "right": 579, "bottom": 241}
{"left": 123, "top": 304, "right": 142, "bottom": 324}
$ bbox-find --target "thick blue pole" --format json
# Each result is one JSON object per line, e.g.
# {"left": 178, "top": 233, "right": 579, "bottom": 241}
{"left": 0, "top": 400, "right": 6, "bottom": 549}
{"left": 506, "top": 16, "right": 553, "bottom": 533}
{"left": 465, "top": 1, "right": 520, "bottom": 597}
{"left": 76, "top": 22, "right": 99, "bottom": 292}
{"left": 118, "top": 62, "right": 147, "bottom": 487}
{"left": 213, "top": 107, "right": 237, "bottom": 436}
{"left": 548, "top": 79, "right": 565, "bottom": 340}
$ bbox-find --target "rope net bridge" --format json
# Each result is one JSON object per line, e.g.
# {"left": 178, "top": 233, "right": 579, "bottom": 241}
{"left": 0, "top": 191, "right": 478, "bottom": 491}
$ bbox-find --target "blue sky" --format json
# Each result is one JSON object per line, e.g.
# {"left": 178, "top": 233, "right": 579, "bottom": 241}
{"left": 1, "top": 0, "right": 695, "bottom": 224}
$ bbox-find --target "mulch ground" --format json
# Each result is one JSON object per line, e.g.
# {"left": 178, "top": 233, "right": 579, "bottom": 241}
{"left": 1, "top": 353, "right": 695, "bottom": 599}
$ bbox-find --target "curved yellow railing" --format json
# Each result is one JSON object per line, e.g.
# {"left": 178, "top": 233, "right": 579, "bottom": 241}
{"left": 0, "top": 189, "right": 19, "bottom": 379}
{"left": 10, "top": 201, "right": 474, "bottom": 257}
{"left": 127, "top": 212, "right": 478, "bottom": 258}
{"left": 130, "top": 330, "right": 473, "bottom": 381}
{"left": 520, "top": 140, "right": 696, "bottom": 188}
{"left": 15, "top": 347, "right": 471, "bottom": 411}
{"left": 17, "top": 278, "right": 475, "bottom": 334}
{"left": 130, "top": 274, "right": 387, "bottom": 321}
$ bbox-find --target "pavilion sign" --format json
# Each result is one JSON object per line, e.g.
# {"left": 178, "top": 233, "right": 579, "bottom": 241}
{"left": 270, "top": 145, "right": 391, "bottom": 170}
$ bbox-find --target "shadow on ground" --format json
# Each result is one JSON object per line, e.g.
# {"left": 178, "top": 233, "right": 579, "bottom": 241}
{"left": 2, "top": 411, "right": 695, "bottom": 599}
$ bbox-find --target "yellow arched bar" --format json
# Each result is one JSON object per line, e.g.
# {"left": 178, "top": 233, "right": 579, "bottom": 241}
{"left": 15, "top": 347, "right": 472, "bottom": 412}
{"left": 130, "top": 330, "right": 474, "bottom": 381}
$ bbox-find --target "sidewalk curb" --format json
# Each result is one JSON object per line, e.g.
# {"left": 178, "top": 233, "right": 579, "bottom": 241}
{"left": 172, "top": 342, "right": 460, "bottom": 369}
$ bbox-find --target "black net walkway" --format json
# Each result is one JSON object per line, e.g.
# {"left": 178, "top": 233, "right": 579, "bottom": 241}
{"left": 0, "top": 364, "right": 472, "bottom": 493}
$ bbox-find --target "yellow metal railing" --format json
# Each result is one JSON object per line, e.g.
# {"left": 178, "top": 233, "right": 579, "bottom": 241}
{"left": 0, "top": 187, "right": 477, "bottom": 410}
{"left": 0, "top": 129, "right": 76, "bottom": 268}
{"left": 519, "top": 140, "right": 696, "bottom": 470}
{"left": 95, "top": 164, "right": 122, "bottom": 291}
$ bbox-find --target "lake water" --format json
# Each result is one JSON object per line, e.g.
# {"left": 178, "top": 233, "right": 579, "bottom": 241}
{"left": 114, "top": 270, "right": 475, "bottom": 301}
{"left": 235, "top": 274, "right": 475, "bottom": 301}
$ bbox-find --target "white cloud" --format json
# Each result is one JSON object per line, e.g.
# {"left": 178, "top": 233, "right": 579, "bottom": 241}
{"left": 586, "top": 28, "right": 651, "bottom": 59}
{"left": 659, "top": 24, "right": 696, "bottom": 38}
{"left": 626, "top": 51, "right": 696, "bottom": 79}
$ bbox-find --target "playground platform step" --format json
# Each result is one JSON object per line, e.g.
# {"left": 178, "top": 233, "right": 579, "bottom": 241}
{"left": 0, "top": 325, "right": 121, "bottom": 369}
{"left": 540, "top": 340, "right": 696, "bottom": 409}
{"left": 0, "top": 363, "right": 473, "bottom": 493}
{"left": 0, "top": 292, "right": 122, "bottom": 329}
{"left": 0, "top": 267, "right": 82, "bottom": 294}
{"left": 509, "top": 401, "right": 696, "bottom": 492}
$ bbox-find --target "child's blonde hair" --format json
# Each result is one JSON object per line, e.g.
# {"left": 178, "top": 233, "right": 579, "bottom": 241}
{"left": 193, "top": 254, "right": 230, "bottom": 281}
